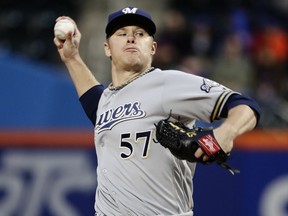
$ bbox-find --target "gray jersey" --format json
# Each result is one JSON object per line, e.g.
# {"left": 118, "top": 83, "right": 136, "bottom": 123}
{"left": 94, "top": 68, "right": 237, "bottom": 216}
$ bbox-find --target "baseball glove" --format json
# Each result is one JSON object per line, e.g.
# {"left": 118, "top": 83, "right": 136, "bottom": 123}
{"left": 154, "top": 118, "right": 240, "bottom": 175}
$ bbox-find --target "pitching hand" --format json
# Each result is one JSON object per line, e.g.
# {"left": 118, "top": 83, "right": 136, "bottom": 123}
{"left": 53, "top": 16, "right": 81, "bottom": 63}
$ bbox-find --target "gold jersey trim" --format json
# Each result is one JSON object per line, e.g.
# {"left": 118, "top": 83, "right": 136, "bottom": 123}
{"left": 211, "top": 91, "right": 235, "bottom": 122}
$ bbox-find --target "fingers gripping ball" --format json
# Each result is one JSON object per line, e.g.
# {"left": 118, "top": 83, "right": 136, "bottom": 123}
{"left": 54, "top": 19, "right": 75, "bottom": 40}
{"left": 155, "top": 118, "right": 240, "bottom": 175}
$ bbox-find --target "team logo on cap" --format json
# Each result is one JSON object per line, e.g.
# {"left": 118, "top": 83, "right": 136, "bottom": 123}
{"left": 122, "top": 7, "right": 138, "bottom": 14}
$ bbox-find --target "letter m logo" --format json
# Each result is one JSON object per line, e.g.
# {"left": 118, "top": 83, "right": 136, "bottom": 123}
{"left": 122, "top": 7, "right": 138, "bottom": 14}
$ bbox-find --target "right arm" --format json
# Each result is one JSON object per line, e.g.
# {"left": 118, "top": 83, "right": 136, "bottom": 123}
{"left": 53, "top": 16, "right": 99, "bottom": 97}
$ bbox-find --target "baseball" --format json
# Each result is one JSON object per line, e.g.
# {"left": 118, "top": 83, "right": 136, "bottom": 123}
{"left": 54, "top": 19, "right": 75, "bottom": 40}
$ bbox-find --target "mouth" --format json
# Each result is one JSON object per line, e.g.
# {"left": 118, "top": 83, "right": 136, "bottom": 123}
{"left": 124, "top": 47, "right": 139, "bottom": 52}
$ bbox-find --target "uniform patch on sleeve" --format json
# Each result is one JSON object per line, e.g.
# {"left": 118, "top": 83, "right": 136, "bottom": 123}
{"left": 200, "top": 78, "right": 220, "bottom": 93}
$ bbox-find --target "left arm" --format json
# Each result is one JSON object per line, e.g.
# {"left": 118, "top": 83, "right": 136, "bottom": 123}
{"left": 213, "top": 105, "right": 257, "bottom": 153}
{"left": 195, "top": 100, "right": 259, "bottom": 159}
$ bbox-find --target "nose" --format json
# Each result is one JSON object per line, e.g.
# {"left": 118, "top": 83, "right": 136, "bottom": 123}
{"left": 127, "top": 33, "right": 135, "bottom": 43}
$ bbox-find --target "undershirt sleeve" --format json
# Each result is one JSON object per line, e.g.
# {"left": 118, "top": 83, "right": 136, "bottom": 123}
{"left": 79, "top": 85, "right": 105, "bottom": 125}
{"left": 220, "top": 93, "right": 261, "bottom": 124}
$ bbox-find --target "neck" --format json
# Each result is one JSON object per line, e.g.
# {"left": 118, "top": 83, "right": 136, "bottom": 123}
{"left": 109, "top": 66, "right": 154, "bottom": 91}
{"left": 111, "top": 66, "right": 152, "bottom": 88}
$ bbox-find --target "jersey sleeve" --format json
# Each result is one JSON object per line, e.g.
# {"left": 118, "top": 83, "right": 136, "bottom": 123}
{"left": 79, "top": 85, "right": 105, "bottom": 125}
{"left": 161, "top": 70, "right": 238, "bottom": 123}
{"left": 220, "top": 93, "right": 261, "bottom": 124}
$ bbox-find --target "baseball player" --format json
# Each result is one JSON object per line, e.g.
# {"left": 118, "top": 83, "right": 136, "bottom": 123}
{"left": 54, "top": 6, "right": 260, "bottom": 216}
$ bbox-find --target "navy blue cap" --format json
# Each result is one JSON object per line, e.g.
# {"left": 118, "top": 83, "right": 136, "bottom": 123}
{"left": 105, "top": 7, "right": 156, "bottom": 38}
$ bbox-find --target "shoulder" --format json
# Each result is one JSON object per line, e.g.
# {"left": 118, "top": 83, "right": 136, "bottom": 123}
{"left": 152, "top": 68, "right": 201, "bottom": 80}
{"left": 154, "top": 68, "right": 192, "bottom": 74}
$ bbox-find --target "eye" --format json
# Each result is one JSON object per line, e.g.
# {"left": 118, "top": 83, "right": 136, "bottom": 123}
{"left": 115, "top": 30, "right": 127, "bottom": 36}
{"left": 118, "top": 33, "right": 127, "bottom": 36}
{"left": 135, "top": 31, "right": 144, "bottom": 37}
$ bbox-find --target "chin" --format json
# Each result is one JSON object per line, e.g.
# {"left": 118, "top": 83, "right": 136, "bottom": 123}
{"left": 123, "top": 61, "right": 142, "bottom": 71}
{"left": 125, "top": 58, "right": 142, "bottom": 67}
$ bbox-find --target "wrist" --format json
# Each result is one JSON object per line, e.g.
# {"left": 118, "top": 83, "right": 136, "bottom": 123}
{"left": 64, "top": 53, "right": 82, "bottom": 65}
{"left": 220, "top": 121, "right": 238, "bottom": 139}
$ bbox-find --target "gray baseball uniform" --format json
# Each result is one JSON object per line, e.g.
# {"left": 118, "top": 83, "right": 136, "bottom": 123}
{"left": 94, "top": 68, "right": 236, "bottom": 216}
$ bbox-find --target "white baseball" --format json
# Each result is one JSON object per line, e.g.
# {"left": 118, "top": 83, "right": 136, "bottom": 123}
{"left": 54, "top": 19, "right": 75, "bottom": 40}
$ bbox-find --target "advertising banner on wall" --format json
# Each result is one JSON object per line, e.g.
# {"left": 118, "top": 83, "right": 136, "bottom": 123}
{"left": 0, "top": 130, "right": 287, "bottom": 216}
{"left": 0, "top": 148, "right": 96, "bottom": 216}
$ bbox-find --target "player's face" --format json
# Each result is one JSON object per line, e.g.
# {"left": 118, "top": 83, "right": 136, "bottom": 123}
{"left": 104, "top": 26, "right": 157, "bottom": 70}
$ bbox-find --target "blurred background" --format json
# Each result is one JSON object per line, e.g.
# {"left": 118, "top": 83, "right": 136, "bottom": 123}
{"left": 0, "top": 0, "right": 287, "bottom": 215}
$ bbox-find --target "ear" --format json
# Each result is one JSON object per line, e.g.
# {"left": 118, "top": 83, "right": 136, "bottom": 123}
{"left": 104, "top": 41, "right": 111, "bottom": 57}
{"left": 151, "top": 41, "right": 157, "bottom": 55}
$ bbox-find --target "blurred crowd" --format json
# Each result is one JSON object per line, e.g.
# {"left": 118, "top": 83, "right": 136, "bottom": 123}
{"left": 0, "top": 0, "right": 287, "bottom": 128}
{"left": 153, "top": 0, "right": 288, "bottom": 128}
{"left": 0, "top": 0, "right": 81, "bottom": 64}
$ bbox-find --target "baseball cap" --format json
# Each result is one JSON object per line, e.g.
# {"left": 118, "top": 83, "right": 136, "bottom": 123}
{"left": 105, "top": 6, "right": 156, "bottom": 38}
